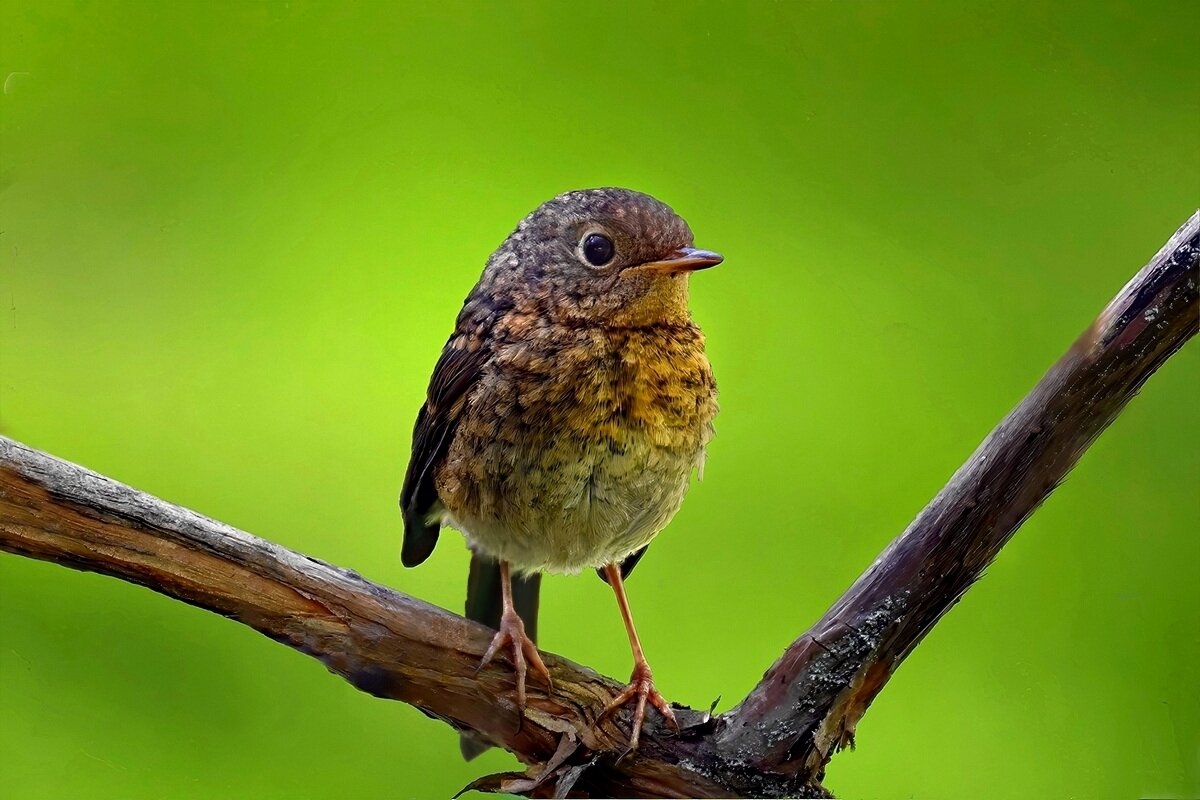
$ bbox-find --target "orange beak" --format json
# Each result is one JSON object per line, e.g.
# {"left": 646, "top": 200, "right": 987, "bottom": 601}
{"left": 635, "top": 247, "right": 724, "bottom": 275}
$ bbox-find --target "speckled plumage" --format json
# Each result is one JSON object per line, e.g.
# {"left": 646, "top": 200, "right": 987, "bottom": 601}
{"left": 402, "top": 188, "right": 719, "bottom": 574}
{"left": 438, "top": 320, "right": 715, "bottom": 573}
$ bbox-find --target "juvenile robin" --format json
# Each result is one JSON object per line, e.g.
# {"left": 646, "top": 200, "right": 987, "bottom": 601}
{"left": 400, "top": 187, "right": 720, "bottom": 753}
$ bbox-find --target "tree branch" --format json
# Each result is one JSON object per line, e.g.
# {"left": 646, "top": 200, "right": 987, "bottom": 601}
{"left": 714, "top": 209, "right": 1200, "bottom": 782}
{"left": 0, "top": 434, "right": 724, "bottom": 797}
{"left": 1, "top": 211, "right": 1196, "bottom": 798}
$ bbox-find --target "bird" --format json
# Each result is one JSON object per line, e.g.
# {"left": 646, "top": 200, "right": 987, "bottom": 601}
{"left": 400, "top": 187, "right": 720, "bottom": 754}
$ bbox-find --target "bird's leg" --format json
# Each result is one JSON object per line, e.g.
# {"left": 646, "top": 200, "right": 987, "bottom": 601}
{"left": 477, "top": 560, "right": 552, "bottom": 711}
{"left": 595, "top": 563, "right": 678, "bottom": 752}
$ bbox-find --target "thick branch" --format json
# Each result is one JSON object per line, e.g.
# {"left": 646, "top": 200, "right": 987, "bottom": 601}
{"left": 716, "top": 210, "right": 1200, "bottom": 783}
{"left": 0, "top": 435, "right": 732, "bottom": 797}
{"left": 1, "top": 211, "right": 1196, "bottom": 798}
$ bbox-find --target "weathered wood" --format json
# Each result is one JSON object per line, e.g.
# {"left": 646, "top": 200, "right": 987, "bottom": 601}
{"left": 714, "top": 210, "right": 1200, "bottom": 785}
{"left": 0, "top": 434, "right": 737, "bottom": 797}
{"left": 1, "top": 210, "right": 1196, "bottom": 798}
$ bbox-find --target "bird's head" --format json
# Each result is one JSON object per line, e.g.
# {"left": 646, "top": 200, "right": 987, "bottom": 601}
{"left": 474, "top": 188, "right": 722, "bottom": 327}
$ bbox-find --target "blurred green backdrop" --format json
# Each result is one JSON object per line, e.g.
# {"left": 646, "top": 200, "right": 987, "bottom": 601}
{"left": 2, "top": 1, "right": 1197, "bottom": 798}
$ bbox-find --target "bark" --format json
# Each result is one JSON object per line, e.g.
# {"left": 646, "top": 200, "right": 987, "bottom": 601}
{"left": 2, "top": 210, "right": 1196, "bottom": 798}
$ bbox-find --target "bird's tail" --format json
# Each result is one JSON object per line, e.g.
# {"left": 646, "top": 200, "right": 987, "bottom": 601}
{"left": 459, "top": 551, "right": 541, "bottom": 761}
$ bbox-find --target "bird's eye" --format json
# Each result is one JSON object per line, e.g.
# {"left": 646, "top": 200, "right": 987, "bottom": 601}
{"left": 581, "top": 233, "right": 614, "bottom": 267}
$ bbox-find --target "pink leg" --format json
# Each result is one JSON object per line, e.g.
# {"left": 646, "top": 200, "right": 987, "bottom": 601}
{"left": 595, "top": 563, "right": 678, "bottom": 751}
{"left": 478, "top": 560, "right": 552, "bottom": 711}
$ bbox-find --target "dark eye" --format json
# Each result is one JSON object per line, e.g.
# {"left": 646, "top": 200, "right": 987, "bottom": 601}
{"left": 581, "top": 233, "right": 614, "bottom": 266}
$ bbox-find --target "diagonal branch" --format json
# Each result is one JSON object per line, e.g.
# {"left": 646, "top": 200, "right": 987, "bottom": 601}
{"left": 715, "top": 210, "right": 1200, "bottom": 784}
{"left": 0, "top": 434, "right": 727, "bottom": 797}
{"left": 1, "top": 211, "right": 1196, "bottom": 798}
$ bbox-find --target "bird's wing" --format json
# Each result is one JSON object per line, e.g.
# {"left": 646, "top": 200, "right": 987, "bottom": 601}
{"left": 400, "top": 338, "right": 490, "bottom": 567}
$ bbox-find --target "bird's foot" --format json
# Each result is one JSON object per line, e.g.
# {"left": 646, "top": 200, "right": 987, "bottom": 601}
{"left": 596, "top": 659, "right": 678, "bottom": 753}
{"left": 478, "top": 607, "right": 552, "bottom": 712}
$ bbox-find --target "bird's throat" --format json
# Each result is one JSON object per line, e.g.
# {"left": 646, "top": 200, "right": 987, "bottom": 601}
{"left": 603, "top": 272, "right": 693, "bottom": 328}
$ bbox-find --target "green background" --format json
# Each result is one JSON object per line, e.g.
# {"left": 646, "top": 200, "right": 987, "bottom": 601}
{"left": 2, "top": 1, "right": 1197, "bottom": 798}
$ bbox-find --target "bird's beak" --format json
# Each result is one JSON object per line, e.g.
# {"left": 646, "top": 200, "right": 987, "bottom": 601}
{"left": 635, "top": 247, "right": 724, "bottom": 275}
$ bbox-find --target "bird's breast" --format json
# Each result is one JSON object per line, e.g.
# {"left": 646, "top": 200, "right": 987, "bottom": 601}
{"left": 436, "top": 320, "right": 718, "bottom": 572}
{"left": 498, "top": 322, "right": 716, "bottom": 448}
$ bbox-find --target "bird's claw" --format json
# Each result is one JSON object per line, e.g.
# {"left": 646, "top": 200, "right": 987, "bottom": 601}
{"left": 478, "top": 607, "right": 552, "bottom": 712}
{"left": 595, "top": 659, "right": 677, "bottom": 753}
